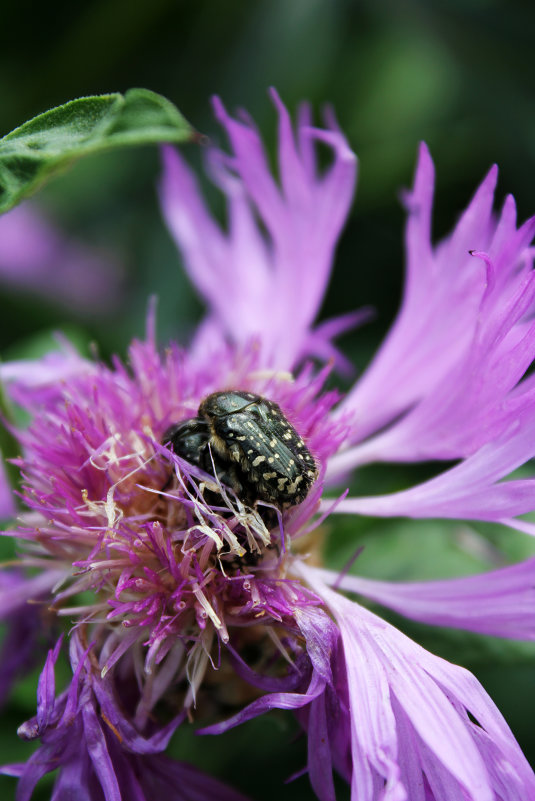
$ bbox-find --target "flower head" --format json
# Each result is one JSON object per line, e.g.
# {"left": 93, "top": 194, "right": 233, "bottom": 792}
{"left": 2, "top": 91, "right": 535, "bottom": 800}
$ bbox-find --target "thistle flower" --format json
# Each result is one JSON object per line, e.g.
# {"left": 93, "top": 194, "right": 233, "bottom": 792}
{"left": 2, "top": 90, "right": 535, "bottom": 801}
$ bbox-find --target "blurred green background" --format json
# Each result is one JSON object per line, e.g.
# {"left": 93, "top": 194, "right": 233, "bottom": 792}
{"left": 1, "top": 1, "right": 535, "bottom": 799}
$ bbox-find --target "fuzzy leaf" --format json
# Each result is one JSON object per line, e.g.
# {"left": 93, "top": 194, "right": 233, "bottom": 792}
{"left": 0, "top": 88, "right": 194, "bottom": 213}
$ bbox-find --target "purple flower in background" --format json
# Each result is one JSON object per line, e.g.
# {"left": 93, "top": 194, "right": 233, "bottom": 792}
{"left": 0, "top": 202, "right": 123, "bottom": 314}
{"left": 2, "top": 90, "right": 535, "bottom": 800}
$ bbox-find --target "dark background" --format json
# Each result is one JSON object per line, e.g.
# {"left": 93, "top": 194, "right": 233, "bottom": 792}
{"left": 1, "top": 1, "right": 535, "bottom": 799}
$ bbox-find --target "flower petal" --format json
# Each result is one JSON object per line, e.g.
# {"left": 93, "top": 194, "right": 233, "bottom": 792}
{"left": 339, "top": 146, "right": 535, "bottom": 454}
{"left": 299, "top": 564, "right": 535, "bottom": 800}
{"left": 1, "top": 338, "right": 94, "bottom": 410}
{"left": 331, "top": 221, "right": 535, "bottom": 471}
{"left": 160, "top": 91, "right": 357, "bottom": 370}
{"left": 328, "top": 410, "right": 535, "bottom": 524}
{"left": 311, "top": 558, "right": 535, "bottom": 639}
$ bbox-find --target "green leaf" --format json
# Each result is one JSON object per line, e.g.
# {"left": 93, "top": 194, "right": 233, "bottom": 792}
{"left": 0, "top": 88, "right": 194, "bottom": 214}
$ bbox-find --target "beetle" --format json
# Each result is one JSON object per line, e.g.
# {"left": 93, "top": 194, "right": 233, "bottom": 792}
{"left": 163, "top": 391, "right": 317, "bottom": 509}
{"left": 162, "top": 416, "right": 243, "bottom": 499}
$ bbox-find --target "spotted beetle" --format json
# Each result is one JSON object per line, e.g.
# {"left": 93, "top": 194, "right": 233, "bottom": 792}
{"left": 162, "top": 416, "right": 243, "bottom": 498}
{"left": 163, "top": 391, "right": 317, "bottom": 509}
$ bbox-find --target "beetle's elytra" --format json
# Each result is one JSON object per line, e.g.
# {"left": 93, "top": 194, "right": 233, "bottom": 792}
{"left": 163, "top": 391, "right": 317, "bottom": 509}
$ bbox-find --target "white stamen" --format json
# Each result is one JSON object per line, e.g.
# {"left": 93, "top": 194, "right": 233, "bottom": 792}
{"left": 193, "top": 584, "right": 223, "bottom": 631}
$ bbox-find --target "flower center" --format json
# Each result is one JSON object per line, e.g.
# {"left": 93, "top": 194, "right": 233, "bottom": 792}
{"left": 16, "top": 355, "right": 346, "bottom": 715}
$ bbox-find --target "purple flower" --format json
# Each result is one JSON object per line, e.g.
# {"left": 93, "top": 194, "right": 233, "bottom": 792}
{"left": 2, "top": 632, "right": 249, "bottom": 801}
{"left": 2, "top": 90, "right": 535, "bottom": 800}
{"left": 0, "top": 203, "right": 123, "bottom": 314}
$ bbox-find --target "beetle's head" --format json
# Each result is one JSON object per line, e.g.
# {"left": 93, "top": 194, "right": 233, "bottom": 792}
{"left": 198, "top": 390, "right": 261, "bottom": 420}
